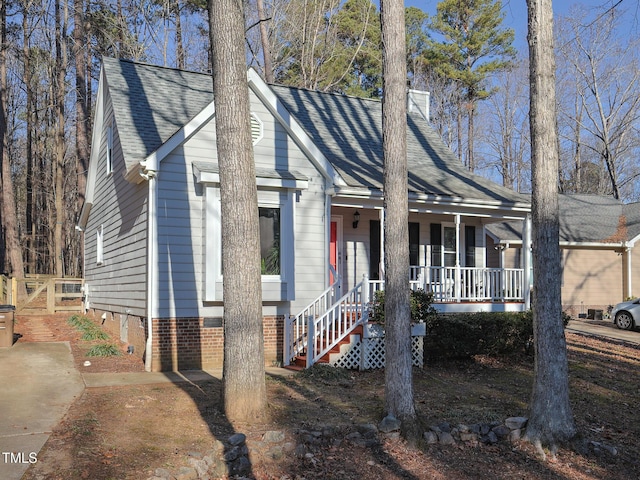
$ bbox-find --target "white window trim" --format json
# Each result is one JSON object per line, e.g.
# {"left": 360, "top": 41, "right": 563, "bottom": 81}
{"left": 203, "top": 186, "right": 296, "bottom": 302}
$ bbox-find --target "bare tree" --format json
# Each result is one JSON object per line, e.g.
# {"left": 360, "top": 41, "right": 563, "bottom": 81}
{"left": 524, "top": 0, "right": 576, "bottom": 456}
{"left": 0, "top": 0, "right": 25, "bottom": 278}
{"left": 380, "top": 0, "right": 419, "bottom": 441}
{"left": 556, "top": 5, "right": 640, "bottom": 200}
{"left": 482, "top": 59, "right": 530, "bottom": 192}
{"left": 207, "top": 0, "right": 267, "bottom": 423}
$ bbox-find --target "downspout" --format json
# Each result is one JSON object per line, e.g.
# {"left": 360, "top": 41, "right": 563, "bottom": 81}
{"left": 141, "top": 168, "right": 158, "bottom": 372}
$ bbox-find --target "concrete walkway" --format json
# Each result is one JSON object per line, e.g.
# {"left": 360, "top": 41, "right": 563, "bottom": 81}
{"left": 0, "top": 342, "right": 84, "bottom": 480}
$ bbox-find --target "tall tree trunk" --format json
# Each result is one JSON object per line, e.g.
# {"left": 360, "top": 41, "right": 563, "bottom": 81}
{"left": 23, "top": 6, "right": 35, "bottom": 273}
{"left": 0, "top": 0, "right": 25, "bottom": 279}
{"left": 380, "top": 0, "right": 419, "bottom": 442}
{"left": 54, "top": 0, "right": 67, "bottom": 277}
{"left": 525, "top": 0, "right": 576, "bottom": 456}
{"left": 256, "top": 0, "right": 273, "bottom": 83}
{"left": 173, "top": 2, "right": 185, "bottom": 70}
{"left": 467, "top": 99, "right": 475, "bottom": 171}
{"left": 74, "top": 0, "right": 89, "bottom": 276}
{"left": 208, "top": 0, "right": 267, "bottom": 423}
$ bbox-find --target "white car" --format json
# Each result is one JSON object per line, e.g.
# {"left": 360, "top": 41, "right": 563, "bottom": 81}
{"left": 611, "top": 299, "right": 640, "bottom": 331}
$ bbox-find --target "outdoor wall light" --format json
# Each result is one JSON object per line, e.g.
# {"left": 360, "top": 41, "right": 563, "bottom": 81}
{"left": 353, "top": 210, "right": 360, "bottom": 229}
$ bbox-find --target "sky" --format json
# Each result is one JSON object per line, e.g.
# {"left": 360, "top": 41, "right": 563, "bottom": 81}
{"left": 403, "top": 0, "right": 639, "bottom": 53}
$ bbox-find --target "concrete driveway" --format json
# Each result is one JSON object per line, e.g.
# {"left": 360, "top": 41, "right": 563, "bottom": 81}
{"left": 567, "top": 318, "right": 640, "bottom": 346}
{"left": 0, "top": 342, "right": 85, "bottom": 480}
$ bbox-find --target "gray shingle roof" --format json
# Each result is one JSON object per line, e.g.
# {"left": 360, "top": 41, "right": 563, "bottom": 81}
{"left": 103, "top": 57, "right": 213, "bottom": 168}
{"left": 270, "top": 85, "right": 527, "bottom": 205}
{"left": 487, "top": 194, "right": 633, "bottom": 244}
{"left": 103, "top": 58, "right": 527, "bottom": 207}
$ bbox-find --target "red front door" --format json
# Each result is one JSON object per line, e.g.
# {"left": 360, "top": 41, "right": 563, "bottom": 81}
{"left": 330, "top": 221, "right": 338, "bottom": 285}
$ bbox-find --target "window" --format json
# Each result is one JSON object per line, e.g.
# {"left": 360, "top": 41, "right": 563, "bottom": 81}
{"left": 259, "top": 207, "right": 280, "bottom": 275}
{"left": 96, "top": 225, "right": 104, "bottom": 265}
{"left": 465, "top": 225, "right": 476, "bottom": 267}
{"left": 194, "top": 162, "right": 308, "bottom": 302}
{"left": 431, "top": 222, "right": 476, "bottom": 268}
{"left": 106, "top": 125, "right": 113, "bottom": 175}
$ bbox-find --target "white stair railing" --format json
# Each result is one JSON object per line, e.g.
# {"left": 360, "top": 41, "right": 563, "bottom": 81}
{"left": 284, "top": 279, "right": 340, "bottom": 366}
{"left": 306, "top": 275, "right": 369, "bottom": 368}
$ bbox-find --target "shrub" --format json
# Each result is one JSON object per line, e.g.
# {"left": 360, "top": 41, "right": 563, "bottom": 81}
{"left": 368, "top": 289, "right": 438, "bottom": 326}
{"left": 425, "top": 310, "right": 571, "bottom": 361}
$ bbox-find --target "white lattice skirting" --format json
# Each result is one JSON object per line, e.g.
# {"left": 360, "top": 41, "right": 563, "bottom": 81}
{"left": 331, "top": 335, "right": 424, "bottom": 370}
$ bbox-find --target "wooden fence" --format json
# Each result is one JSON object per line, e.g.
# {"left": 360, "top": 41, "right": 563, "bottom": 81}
{"left": 6, "top": 276, "right": 84, "bottom": 314}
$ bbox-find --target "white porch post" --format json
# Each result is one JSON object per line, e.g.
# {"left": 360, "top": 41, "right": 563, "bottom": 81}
{"left": 454, "top": 214, "right": 461, "bottom": 301}
{"left": 522, "top": 214, "right": 532, "bottom": 309}
{"left": 624, "top": 246, "right": 632, "bottom": 300}
{"left": 379, "top": 208, "right": 385, "bottom": 279}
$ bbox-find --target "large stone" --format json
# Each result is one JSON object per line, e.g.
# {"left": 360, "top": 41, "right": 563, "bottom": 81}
{"left": 505, "top": 417, "right": 528, "bottom": 430}
{"left": 492, "top": 425, "right": 511, "bottom": 439}
{"left": 174, "top": 466, "right": 198, "bottom": 480}
{"left": 263, "top": 430, "right": 285, "bottom": 443}
{"left": 438, "top": 431, "right": 456, "bottom": 445}
{"left": 379, "top": 415, "right": 401, "bottom": 433}
{"left": 228, "top": 433, "right": 246, "bottom": 446}
{"left": 423, "top": 431, "right": 438, "bottom": 444}
{"left": 187, "top": 458, "right": 208, "bottom": 478}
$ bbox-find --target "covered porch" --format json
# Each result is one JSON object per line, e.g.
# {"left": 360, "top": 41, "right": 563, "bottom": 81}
{"left": 329, "top": 200, "right": 532, "bottom": 312}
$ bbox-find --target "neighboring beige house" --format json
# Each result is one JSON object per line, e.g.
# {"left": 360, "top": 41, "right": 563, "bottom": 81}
{"left": 486, "top": 195, "right": 640, "bottom": 318}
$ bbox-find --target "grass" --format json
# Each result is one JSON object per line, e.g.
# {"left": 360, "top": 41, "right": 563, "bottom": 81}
{"left": 86, "top": 343, "right": 122, "bottom": 357}
{"left": 67, "top": 314, "right": 121, "bottom": 357}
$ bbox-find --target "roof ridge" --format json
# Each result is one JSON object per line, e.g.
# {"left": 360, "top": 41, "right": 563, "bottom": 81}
{"left": 270, "top": 83, "right": 382, "bottom": 104}
{"left": 103, "top": 56, "right": 212, "bottom": 79}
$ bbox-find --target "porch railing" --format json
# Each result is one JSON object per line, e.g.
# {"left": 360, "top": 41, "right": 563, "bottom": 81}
{"left": 410, "top": 266, "right": 524, "bottom": 302}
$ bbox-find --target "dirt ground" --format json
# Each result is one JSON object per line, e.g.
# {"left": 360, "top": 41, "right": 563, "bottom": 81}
{"left": 14, "top": 314, "right": 640, "bottom": 480}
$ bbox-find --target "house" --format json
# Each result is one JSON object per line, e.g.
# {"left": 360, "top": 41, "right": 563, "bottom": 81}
{"left": 78, "top": 58, "right": 532, "bottom": 372}
{"left": 486, "top": 194, "right": 640, "bottom": 318}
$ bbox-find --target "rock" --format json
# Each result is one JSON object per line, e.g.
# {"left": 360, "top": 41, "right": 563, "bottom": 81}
{"left": 423, "top": 431, "right": 438, "bottom": 444}
{"left": 509, "top": 429, "right": 522, "bottom": 442}
{"left": 153, "top": 468, "right": 172, "bottom": 479}
{"left": 224, "top": 446, "right": 241, "bottom": 462}
{"left": 357, "top": 423, "right": 378, "bottom": 437}
{"left": 492, "top": 425, "right": 511, "bottom": 439}
{"left": 590, "top": 441, "right": 618, "bottom": 456}
{"left": 457, "top": 424, "right": 470, "bottom": 434}
{"left": 438, "top": 422, "right": 451, "bottom": 433}
{"left": 174, "top": 466, "right": 198, "bottom": 480}
{"left": 438, "top": 431, "right": 456, "bottom": 445}
{"left": 480, "top": 424, "right": 491, "bottom": 435}
{"left": 229, "top": 456, "right": 251, "bottom": 476}
{"left": 505, "top": 417, "right": 528, "bottom": 430}
{"left": 228, "top": 433, "right": 246, "bottom": 446}
{"left": 481, "top": 431, "right": 499, "bottom": 444}
{"left": 187, "top": 458, "right": 208, "bottom": 478}
{"left": 460, "top": 432, "right": 477, "bottom": 442}
{"left": 379, "top": 415, "right": 401, "bottom": 433}
{"left": 267, "top": 445, "right": 284, "bottom": 460}
{"left": 263, "top": 430, "right": 286, "bottom": 443}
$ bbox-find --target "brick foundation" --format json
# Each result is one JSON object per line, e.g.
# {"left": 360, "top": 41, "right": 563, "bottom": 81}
{"left": 150, "top": 315, "right": 284, "bottom": 372}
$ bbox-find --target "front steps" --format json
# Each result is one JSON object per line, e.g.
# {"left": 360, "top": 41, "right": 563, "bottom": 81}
{"left": 287, "top": 324, "right": 364, "bottom": 370}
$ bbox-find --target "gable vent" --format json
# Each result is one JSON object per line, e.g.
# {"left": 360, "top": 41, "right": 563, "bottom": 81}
{"left": 250, "top": 113, "right": 263, "bottom": 145}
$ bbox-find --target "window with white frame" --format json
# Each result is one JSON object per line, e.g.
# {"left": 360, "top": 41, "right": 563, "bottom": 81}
{"left": 96, "top": 225, "right": 104, "bottom": 265}
{"left": 105, "top": 125, "right": 113, "bottom": 175}
{"left": 194, "top": 162, "right": 308, "bottom": 302}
